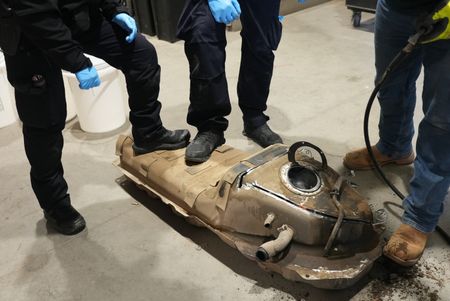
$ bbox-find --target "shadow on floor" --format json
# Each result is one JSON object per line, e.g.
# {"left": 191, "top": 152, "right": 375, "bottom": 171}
{"left": 14, "top": 201, "right": 208, "bottom": 301}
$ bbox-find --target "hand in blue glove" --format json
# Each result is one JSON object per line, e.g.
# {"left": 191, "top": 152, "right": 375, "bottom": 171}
{"left": 298, "top": 0, "right": 306, "bottom": 3}
{"left": 208, "top": 0, "right": 241, "bottom": 24}
{"left": 76, "top": 67, "right": 101, "bottom": 90}
{"left": 112, "top": 13, "right": 138, "bottom": 43}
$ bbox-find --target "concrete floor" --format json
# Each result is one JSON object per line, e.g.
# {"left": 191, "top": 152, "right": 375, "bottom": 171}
{"left": 1, "top": 1, "right": 450, "bottom": 300}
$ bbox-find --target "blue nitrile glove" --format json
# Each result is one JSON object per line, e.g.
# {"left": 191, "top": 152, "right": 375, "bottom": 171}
{"left": 298, "top": 0, "right": 306, "bottom": 3}
{"left": 112, "top": 13, "right": 138, "bottom": 43}
{"left": 208, "top": 0, "right": 241, "bottom": 24}
{"left": 75, "top": 67, "right": 101, "bottom": 90}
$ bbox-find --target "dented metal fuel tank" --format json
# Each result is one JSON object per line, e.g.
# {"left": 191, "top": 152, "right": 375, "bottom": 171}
{"left": 115, "top": 136, "right": 386, "bottom": 289}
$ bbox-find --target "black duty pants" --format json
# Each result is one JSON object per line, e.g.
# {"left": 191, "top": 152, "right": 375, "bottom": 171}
{"left": 177, "top": 0, "right": 282, "bottom": 132}
{"left": 4, "top": 18, "right": 163, "bottom": 211}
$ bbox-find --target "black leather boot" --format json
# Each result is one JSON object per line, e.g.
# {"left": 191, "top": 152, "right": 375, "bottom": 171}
{"left": 133, "top": 127, "right": 191, "bottom": 155}
{"left": 243, "top": 123, "right": 282, "bottom": 148}
{"left": 185, "top": 130, "right": 225, "bottom": 163}
{"left": 44, "top": 204, "right": 86, "bottom": 235}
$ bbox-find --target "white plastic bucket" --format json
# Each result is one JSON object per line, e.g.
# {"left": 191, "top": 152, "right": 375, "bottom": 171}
{"left": 63, "top": 74, "right": 77, "bottom": 122}
{"left": 0, "top": 55, "right": 18, "bottom": 128}
{"left": 66, "top": 55, "right": 127, "bottom": 133}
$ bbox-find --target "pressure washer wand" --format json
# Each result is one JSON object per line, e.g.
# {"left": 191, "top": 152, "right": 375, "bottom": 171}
{"left": 362, "top": 27, "right": 450, "bottom": 244}
{"left": 374, "top": 30, "right": 424, "bottom": 88}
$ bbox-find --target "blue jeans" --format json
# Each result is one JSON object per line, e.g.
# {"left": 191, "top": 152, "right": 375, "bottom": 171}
{"left": 375, "top": 0, "right": 450, "bottom": 233}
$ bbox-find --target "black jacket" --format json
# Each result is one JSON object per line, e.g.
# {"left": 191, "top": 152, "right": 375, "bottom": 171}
{"left": 4, "top": 0, "right": 128, "bottom": 73}
{"left": 386, "top": 0, "right": 441, "bottom": 13}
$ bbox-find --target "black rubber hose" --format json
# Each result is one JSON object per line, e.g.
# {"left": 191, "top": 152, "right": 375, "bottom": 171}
{"left": 363, "top": 49, "right": 410, "bottom": 201}
{"left": 363, "top": 33, "right": 450, "bottom": 244}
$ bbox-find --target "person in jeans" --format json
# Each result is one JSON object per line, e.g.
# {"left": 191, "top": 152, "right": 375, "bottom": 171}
{"left": 0, "top": 0, "right": 190, "bottom": 235}
{"left": 343, "top": 0, "right": 450, "bottom": 266}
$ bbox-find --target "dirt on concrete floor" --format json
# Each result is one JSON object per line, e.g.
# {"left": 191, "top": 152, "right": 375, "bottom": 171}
{"left": 360, "top": 256, "right": 447, "bottom": 301}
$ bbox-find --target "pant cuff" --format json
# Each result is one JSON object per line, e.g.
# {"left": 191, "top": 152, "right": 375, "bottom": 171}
{"left": 402, "top": 215, "right": 435, "bottom": 234}
{"left": 376, "top": 140, "right": 413, "bottom": 158}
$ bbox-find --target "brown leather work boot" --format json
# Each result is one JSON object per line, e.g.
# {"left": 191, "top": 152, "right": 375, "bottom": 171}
{"left": 343, "top": 146, "right": 415, "bottom": 170}
{"left": 383, "top": 224, "right": 429, "bottom": 267}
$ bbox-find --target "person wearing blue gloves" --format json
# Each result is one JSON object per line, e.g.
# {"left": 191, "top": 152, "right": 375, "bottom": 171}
{"left": 0, "top": 0, "right": 190, "bottom": 235}
{"left": 177, "top": 0, "right": 305, "bottom": 163}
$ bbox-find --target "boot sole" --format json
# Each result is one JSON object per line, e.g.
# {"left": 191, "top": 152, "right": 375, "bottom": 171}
{"left": 185, "top": 154, "right": 211, "bottom": 163}
{"left": 383, "top": 247, "right": 422, "bottom": 267}
{"left": 343, "top": 156, "right": 415, "bottom": 171}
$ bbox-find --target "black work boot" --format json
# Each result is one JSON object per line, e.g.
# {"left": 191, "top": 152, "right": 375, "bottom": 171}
{"left": 133, "top": 127, "right": 191, "bottom": 155}
{"left": 44, "top": 205, "right": 86, "bottom": 235}
{"left": 185, "top": 130, "right": 226, "bottom": 163}
{"left": 243, "top": 123, "right": 283, "bottom": 148}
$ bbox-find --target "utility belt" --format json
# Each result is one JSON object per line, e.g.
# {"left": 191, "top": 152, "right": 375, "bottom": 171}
{"left": 0, "top": 0, "right": 21, "bottom": 55}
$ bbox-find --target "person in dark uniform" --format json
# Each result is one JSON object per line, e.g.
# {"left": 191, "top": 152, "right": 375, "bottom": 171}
{"left": 343, "top": 0, "right": 450, "bottom": 266}
{"left": 177, "top": 0, "right": 287, "bottom": 163}
{"left": 0, "top": 0, "right": 190, "bottom": 235}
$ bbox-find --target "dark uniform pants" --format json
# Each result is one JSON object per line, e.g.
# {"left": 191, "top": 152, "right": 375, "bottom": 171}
{"left": 177, "top": 0, "right": 282, "bottom": 132}
{"left": 4, "top": 19, "right": 163, "bottom": 211}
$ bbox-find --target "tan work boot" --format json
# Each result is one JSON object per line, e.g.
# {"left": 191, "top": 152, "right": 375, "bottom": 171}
{"left": 343, "top": 146, "right": 415, "bottom": 170}
{"left": 383, "top": 224, "right": 429, "bottom": 267}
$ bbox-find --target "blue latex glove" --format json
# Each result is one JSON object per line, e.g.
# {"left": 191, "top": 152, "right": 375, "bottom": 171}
{"left": 112, "top": 13, "right": 138, "bottom": 43}
{"left": 208, "top": 0, "right": 241, "bottom": 24}
{"left": 75, "top": 67, "right": 101, "bottom": 90}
